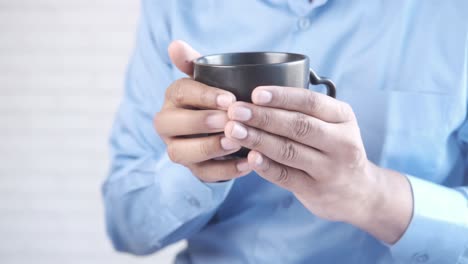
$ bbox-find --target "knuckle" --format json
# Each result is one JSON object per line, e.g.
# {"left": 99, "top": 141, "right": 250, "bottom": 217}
{"left": 279, "top": 140, "right": 298, "bottom": 162}
{"left": 171, "top": 79, "right": 187, "bottom": 105}
{"left": 249, "top": 130, "right": 264, "bottom": 149}
{"left": 305, "top": 92, "right": 321, "bottom": 114}
{"left": 278, "top": 89, "right": 290, "bottom": 106}
{"left": 344, "top": 142, "right": 364, "bottom": 166}
{"left": 198, "top": 139, "right": 213, "bottom": 157}
{"left": 276, "top": 166, "right": 290, "bottom": 186}
{"left": 291, "top": 113, "right": 313, "bottom": 139}
{"left": 351, "top": 147, "right": 364, "bottom": 165}
{"left": 198, "top": 86, "right": 212, "bottom": 107}
{"left": 256, "top": 108, "right": 272, "bottom": 128}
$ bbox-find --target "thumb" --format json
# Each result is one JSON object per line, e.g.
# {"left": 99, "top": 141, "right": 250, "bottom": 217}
{"left": 168, "top": 40, "right": 201, "bottom": 77}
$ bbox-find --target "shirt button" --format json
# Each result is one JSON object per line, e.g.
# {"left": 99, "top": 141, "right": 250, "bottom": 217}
{"left": 185, "top": 195, "right": 201, "bottom": 208}
{"left": 298, "top": 17, "right": 311, "bottom": 30}
{"left": 412, "top": 252, "right": 429, "bottom": 263}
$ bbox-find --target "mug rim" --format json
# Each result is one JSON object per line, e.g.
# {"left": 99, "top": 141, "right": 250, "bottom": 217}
{"left": 193, "top": 51, "right": 308, "bottom": 68}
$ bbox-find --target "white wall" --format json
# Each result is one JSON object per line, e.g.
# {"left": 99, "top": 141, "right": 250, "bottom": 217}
{"left": 0, "top": 0, "right": 184, "bottom": 263}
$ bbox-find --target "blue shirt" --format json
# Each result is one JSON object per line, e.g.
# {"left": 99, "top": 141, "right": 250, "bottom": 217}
{"left": 102, "top": 1, "right": 468, "bottom": 263}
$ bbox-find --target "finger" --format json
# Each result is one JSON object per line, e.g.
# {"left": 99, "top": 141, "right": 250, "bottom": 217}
{"left": 155, "top": 109, "right": 228, "bottom": 137}
{"left": 224, "top": 121, "right": 330, "bottom": 174}
{"left": 191, "top": 158, "right": 252, "bottom": 182}
{"left": 251, "top": 86, "right": 354, "bottom": 123}
{"left": 166, "top": 78, "right": 236, "bottom": 110}
{"left": 168, "top": 40, "right": 200, "bottom": 77}
{"left": 228, "top": 102, "right": 333, "bottom": 151}
{"left": 247, "top": 150, "right": 312, "bottom": 194}
{"left": 167, "top": 135, "right": 242, "bottom": 165}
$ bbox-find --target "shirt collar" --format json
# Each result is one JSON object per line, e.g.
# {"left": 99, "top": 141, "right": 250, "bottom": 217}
{"left": 288, "top": 0, "right": 329, "bottom": 16}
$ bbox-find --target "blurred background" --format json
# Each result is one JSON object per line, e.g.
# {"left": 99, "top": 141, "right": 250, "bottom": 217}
{"left": 0, "top": 0, "right": 184, "bottom": 263}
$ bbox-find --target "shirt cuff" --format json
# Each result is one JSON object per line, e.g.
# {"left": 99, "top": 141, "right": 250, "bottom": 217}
{"left": 157, "top": 154, "right": 234, "bottom": 222}
{"left": 390, "top": 175, "right": 468, "bottom": 263}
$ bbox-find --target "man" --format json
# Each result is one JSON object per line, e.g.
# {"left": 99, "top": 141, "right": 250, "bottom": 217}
{"left": 102, "top": 1, "right": 468, "bottom": 263}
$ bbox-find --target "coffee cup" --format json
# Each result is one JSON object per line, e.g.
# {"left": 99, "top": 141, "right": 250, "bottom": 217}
{"left": 193, "top": 52, "right": 336, "bottom": 157}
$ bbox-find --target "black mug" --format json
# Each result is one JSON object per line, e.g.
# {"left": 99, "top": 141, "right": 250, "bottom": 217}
{"left": 193, "top": 52, "right": 336, "bottom": 157}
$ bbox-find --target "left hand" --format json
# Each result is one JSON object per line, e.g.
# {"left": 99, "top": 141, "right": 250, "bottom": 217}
{"left": 224, "top": 85, "right": 413, "bottom": 244}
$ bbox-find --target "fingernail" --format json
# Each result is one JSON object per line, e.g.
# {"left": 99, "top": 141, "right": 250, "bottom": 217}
{"left": 206, "top": 113, "right": 227, "bottom": 129}
{"left": 217, "top": 94, "right": 234, "bottom": 108}
{"left": 230, "top": 123, "right": 248, "bottom": 139}
{"left": 231, "top": 106, "right": 252, "bottom": 121}
{"left": 253, "top": 90, "right": 272, "bottom": 104}
{"left": 255, "top": 154, "right": 263, "bottom": 166}
{"left": 236, "top": 161, "right": 250, "bottom": 172}
{"left": 220, "top": 137, "right": 239, "bottom": 150}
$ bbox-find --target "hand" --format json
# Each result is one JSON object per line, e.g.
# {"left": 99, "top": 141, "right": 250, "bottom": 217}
{"left": 224, "top": 86, "right": 413, "bottom": 244}
{"left": 154, "top": 41, "right": 252, "bottom": 182}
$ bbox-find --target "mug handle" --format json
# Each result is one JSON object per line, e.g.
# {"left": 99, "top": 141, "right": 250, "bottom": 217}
{"left": 309, "top": 68, "right": 336, "bottom": 98}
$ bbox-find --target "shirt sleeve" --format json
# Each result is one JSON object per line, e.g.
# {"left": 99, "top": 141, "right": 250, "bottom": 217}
{"left": 101, "top": 0, "right": 233, "bottom": 255}
{"left": 389, "top": 176, "right": 468, "bottom": 263}
{"left": 390, "top": 29, "right": 468, "bottom": 264}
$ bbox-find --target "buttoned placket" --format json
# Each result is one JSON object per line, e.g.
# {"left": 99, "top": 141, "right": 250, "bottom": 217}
{"left": 287, "top": 0, "right": 329, "bottom": 32}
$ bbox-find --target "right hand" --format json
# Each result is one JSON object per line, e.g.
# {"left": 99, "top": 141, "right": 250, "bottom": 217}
{"left": 154, "top": 41, "right": 252, "bottom": 182}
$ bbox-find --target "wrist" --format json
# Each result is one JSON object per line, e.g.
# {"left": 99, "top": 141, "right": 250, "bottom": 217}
{"left": 349, "top": 162, "right": 413, "bottom": 244}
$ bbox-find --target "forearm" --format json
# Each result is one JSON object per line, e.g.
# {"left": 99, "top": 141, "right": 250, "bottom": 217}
{"left": 350, "top": 162, "right": 468, "bottom": 263}
{"left": 103, "top": 154, "right": 233, "bottom": 255}
{"left": 349, "top": 162, "right": 413, "bottom": 244}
